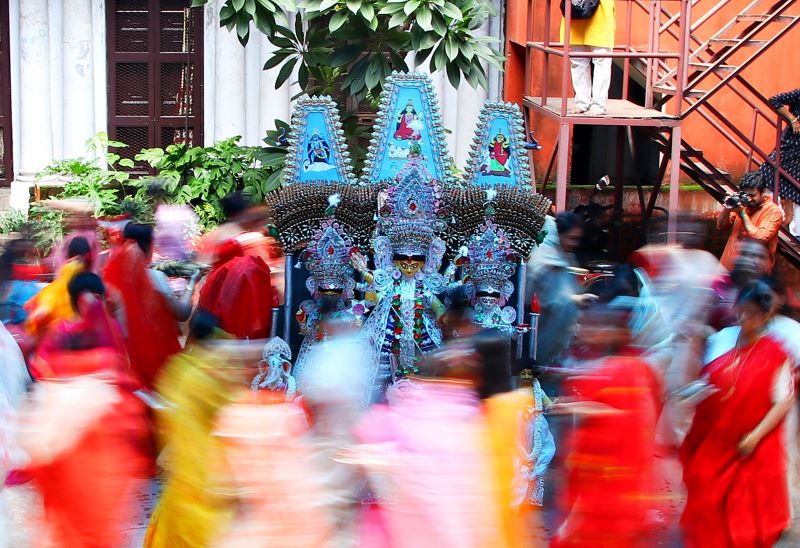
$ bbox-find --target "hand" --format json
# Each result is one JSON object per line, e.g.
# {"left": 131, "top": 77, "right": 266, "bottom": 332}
{"left": 737, "top": 431, "right": 760, "bottom": 456}
{"left": 350, "top": 252, "right": 368, "bottom": 273}
{"left": 792, "top": 119, "right": 800, "bottom": 135}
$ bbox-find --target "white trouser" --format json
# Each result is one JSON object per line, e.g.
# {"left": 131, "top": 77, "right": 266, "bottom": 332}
{"left": 790, "top": 202, "right": 800, "bottom": 237}
{"left": 569, "top": 45, "right": 612, "bottom": 112}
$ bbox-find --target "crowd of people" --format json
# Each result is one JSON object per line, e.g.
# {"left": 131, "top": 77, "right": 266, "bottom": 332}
{"left": 0, "top": 175, "right": 799, "bottom": 548}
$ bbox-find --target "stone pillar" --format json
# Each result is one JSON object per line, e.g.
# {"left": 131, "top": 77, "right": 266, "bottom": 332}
{"left": 62, "top": 0, "right": 95, "bottom": 158}
{"left": 258, "top": 34, "right": 290, "bottom": 138}
{"left": 17, "top": 0, "right": 53, "bottom": 177}
{"left": 213, "top": 18, "right": 246, "bottom": 142}
{"left": 13, "top": 0, "right": 54, "bottom": 209}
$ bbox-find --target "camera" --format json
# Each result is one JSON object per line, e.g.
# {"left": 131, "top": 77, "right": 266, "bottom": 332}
{"left": 724, "top": 191, "right": 752, "bottom": 209}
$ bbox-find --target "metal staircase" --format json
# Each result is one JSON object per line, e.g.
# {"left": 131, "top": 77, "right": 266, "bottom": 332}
{"left": 629, "top": 0, "right": 800, "bottom": 265}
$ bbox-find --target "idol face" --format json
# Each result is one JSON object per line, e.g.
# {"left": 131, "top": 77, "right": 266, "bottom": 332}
{"left": 394, "top": 257, "right": 425, "bottom": 278}
{"left": 478, "top": 295, "right": 500, "bottom": 308}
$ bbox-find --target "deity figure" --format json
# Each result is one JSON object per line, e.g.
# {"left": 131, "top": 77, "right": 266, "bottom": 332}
{"left": 250, "top": 337, "right": 297, "bottom": 400}
{"left": 304, "top": 131, "right": 334, "bottom": 172}
{"left": 460, "top": 219, "right": 518, "bottom": 334}
{"left": 482, "top": 130, "right": 511, "bottom": 176}
{"left": 393, "top": 99, "right": 423, "bottom": 141}
{"left": 356, "top": 165, "right": 448, "bottom": 399}
{"left": 292, "top": 210, "right": 368, "bottom": 386}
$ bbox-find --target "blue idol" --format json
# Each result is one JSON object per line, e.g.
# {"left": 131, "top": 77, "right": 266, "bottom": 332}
{"left": 362, "top": 72, "right": 453, "bottom": 186}
{"left": 463, "top": 102, "right": 533, "bottom": 189}
{"left": 283, "top": 96, "right": 354, "bottom": 186}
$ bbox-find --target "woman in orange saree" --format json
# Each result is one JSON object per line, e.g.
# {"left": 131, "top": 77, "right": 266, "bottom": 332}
{"left": 681, "top": 280, "right": 793, "bottom": 548}
{"left": 19, "top": 273, "right": 149, "bottom": 548}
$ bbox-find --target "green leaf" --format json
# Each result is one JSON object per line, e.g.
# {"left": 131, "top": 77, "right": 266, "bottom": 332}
{"left": 446, "top": 62, "right": 460, "bottom": 88}
{"left": 418, "top": 31, "right": 438, "bottom": 50}
{"left": 367, "top": 15, "right": 379, "bottom": 30}
{"left": 365, "top": 57, "right": 381, "bottom": 90}
{"left": 346, "top": 0, "right": 361, "bottom": 13}
{"left": 245, "top": 0, "right": 257, "bottom": 14}
{"left": 461, "top": 39, "right": 474, "bottom": 59}
{"left": 432, "top": 40, "right": 447, "bottom": 71}
{"left": 360, "top": 2, "right": 374, "bottom": 21}
{"left": 329, "top": 9, "right": 349, "bottom": 32}
{"left": 298, "top": 63, "right": 310, "bottom": 89}
{"left": 416, "top": 6, "right": 433, "bottom": 30}
{"left": 275, "top": 56, "right": 298, "bottom": 88}
{"left": 263, "top": 52, "right": 289, "bottom": 70}
{"left": 378, "top": 3, "right": 404, "bottom": 14}
{"left": 318, "top": 0, "right": 339, "bottom": 9}
{"left": 444, "top": 34, "right": 457, "bottom": 61}
{"left": 430, "top": 11, "right": 447, "bottom": 35}
{"left": 403, "top": 0, "right": 419, "bottom": 16}
{"left": 264, "top": 168, "right": 284, "bottom": 193}
{"left": 438, "top": 2, "right": 462, "bottom": 19}
{"left": 294, "top": 13, "right": 305, "bottom": 42}
{"left": 329, "top": 43, "right": 363, "bottom": 66}
{"left": 118, "top": 158, "right": 135, "bottom": 168}
{"left": 388, "top": 10, "right": 406, "bottom": 27}
{"left": 232, "top": 0, "right": 246, "bottom": 11}
{"left": 236, "top": 15, "right": 251, "bottom": 44}
{"left": 191, "top": 0, "right": 208, "bottom": 7}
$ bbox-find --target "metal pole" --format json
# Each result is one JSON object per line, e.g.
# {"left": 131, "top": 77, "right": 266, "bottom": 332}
{"left": 668, "top": 126, "right": 682, "bottom": 243}
{"left": 516, "top": 260, "right": 527, "bottom": 360}
{"left": 528, "top": 312, "right": 540, "bottom": 361}
{"left": 282, "top": 253, "right": 294, "bottom": 343}
{"left": 271, "top": 308, "right": 280, "bottom": 338}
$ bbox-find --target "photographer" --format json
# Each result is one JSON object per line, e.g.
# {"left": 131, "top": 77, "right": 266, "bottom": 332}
{"left": 718, "top": 172, "right": 783, "bottom": 272}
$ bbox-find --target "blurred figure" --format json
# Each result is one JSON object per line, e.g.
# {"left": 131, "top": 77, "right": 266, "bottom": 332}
{"left": 17, "top": 273, "right": 149, "bottom": 548}
{"left": 681, "top": 281, "right": 793, "bottom": 547}
{"left": 24, "top": 236, "right": 93, "bottom": 344}
{"left": 0, "top": 320, "right": 28, "bottom": 543}
{"left": 104, "top": 223, "right": 198, "bottom": 389}
{"left": 710, "top": 237, "right": 769, "bottom": 330}
{"left": 354, "top": 299, "right": 505, "bottom": 548}
{"left": 45, "top": 200, "right": 100, "bottom": 274}
{"left": 144, "top": 312, "right": 240, "bottom": 548}
{"left": 148, "top": 181, "right": 201, "bottom": 262}
{"left": 212, "top": 337, "right": 332, "bottom": 547}
{"left": 0, "top": 235, "right": 46, "bottom": 326}
{"left": 529, "top": 212, "right": 594, "bottom": 367}
{"left": 198, "top": 238, "right": 277, "bottom": 340}
{"left": 197, "top": 192, "right": 285, "bottom": 303}
{"left": 301, "top": 328, "right": 373, "bottom": 547}
{"left": 551, "top": 304, "right": 661, "bottom": 547}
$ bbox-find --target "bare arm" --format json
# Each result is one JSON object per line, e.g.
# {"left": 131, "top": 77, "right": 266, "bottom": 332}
{"left": 717, "top": 207, "right": 735, "bottom": 229}
{"left": 738, "top": 361, "right": 794, "bottom": 455}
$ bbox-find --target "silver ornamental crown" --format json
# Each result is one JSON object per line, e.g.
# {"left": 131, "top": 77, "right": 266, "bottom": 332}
{"left": 464, "top": 220, "right": 517, "bottom": 297}
{"left": 263, "top": 336, "right": 292, "bottom": 362}
{"left": 302, "top": 220, "right": 355, "bottom": 290}
{"left": 378, "top": 163, "right": 446, "bottom": 257}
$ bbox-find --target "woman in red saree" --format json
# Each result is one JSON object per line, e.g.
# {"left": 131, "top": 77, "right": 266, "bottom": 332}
{"left": 551, "top": 304, "right": 663, "bottom": 548}
{"left": 103, "top": 224, "right": 186, "bottom": 389}
{"left": 681, "top": 280, "right": 793, "bottom": 548}
{"left": 19, "top": 273, "right": 149, "bottom": 548}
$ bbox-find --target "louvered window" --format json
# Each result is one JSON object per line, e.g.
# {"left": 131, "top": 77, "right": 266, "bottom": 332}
{"left": 107, "top": 0, "right": 203, "bottom": 172}
{"left": 0, "top": 1, "right": 12, "bottom": 185}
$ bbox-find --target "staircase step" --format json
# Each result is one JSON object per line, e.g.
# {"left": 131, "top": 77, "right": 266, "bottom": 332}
{"left": 653, "top": 85, "right": 708, "bottom": 98}
{"left": 689, "top": 62, "right": 738, "bottom": 72}
{"left": 709, "top": 38, "right": 767, "bottom": 47}
{"left": 736, "top": 14, "right": 795, "bottom": 22}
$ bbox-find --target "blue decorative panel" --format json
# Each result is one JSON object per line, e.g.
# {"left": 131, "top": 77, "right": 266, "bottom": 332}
{"left": 463, "top": 102, "right": 532, "bottom": 189}
{"left": 362, "top": 72, "right": 452, "bottom": 185}
{"left": 283, "top": 96, "right": 354, "bottom": 186}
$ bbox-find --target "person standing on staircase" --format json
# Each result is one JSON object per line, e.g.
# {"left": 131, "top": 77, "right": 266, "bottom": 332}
{"left": 561, "top": 0, "right": 616, "bottom": 116}
{"left": 761, "top": 88, "right": 800, "bottom": 237}
{"left": 718, "top": 172, "right": 783, "bottom": 273}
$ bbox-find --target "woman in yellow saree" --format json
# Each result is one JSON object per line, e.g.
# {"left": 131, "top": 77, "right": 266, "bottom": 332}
{"left": 144, "top": 312, "right": 244, "bottom": 548}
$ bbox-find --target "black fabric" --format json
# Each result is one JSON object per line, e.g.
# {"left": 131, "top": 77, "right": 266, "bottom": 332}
{"left": 560, "top": 0, "right": 601, "bottom": 19}
{"left": 761, "top": 88, "right": 800, "bottom": 205}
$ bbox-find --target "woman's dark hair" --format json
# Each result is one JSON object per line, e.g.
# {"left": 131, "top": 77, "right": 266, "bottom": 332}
{"left": 444, "top": 285, "right": 473, "bottom": 326}
{"left": 66, "top": 236, "right": 91, "bottom": 260}
{"left": 474, "top": 329, "right": 513, "bottom": 399}
{"left": 735, "top": 279, "right": 777, "bottom": 314}
{"left": 221, "top": 192, "right": 249, "bottom": 221}
{"left": 555, "top": 211, "right": 585, "bottom": 235}
{"left": 67, "top": 272, "right": 106, "bottom": 311}
{"left": 189, "top": 309, "right": 219, "bottom": 341}
{"left": 123, "top": 223, "right": 154, "bottom": 255}
{"left": 739, "top": 171, "right": 767, "bottom": 191}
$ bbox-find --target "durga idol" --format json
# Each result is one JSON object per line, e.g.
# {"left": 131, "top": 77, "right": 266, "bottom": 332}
{"left": 354, "top": 164, "right": 448, "bottom": 401}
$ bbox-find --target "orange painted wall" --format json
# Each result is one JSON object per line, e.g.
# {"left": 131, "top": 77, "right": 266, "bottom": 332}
{"left": 505, "top": 0, "right": 800, "bottom": 183}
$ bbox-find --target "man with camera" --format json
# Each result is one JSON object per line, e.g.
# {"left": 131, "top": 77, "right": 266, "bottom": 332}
{"left": 718, "top": 172, "right": 783, "bottom": 272}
